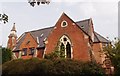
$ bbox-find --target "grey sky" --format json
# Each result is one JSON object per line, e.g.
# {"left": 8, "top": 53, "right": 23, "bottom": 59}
{"left": 0, "top": 1, "right": 118, "bottom": 47}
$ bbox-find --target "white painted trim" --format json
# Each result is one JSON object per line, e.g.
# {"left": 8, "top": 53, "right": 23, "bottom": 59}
{"left": 41, "top": 33, "right": 44, "bottom": 37}
{"left": 18, "top": 51, "right": 21, "bottom": 58}
{"left": 17, "top": 33, "right": 25, "bottom": 43}
{"left": 12, "top": 53, "right": 17, "bottom": 59}
{"left": 34, "top": 48, "right": 38, "bottom": 57}
{"left": 36, "top": 37, "right": 39, "bottom": 44}
{"left": 43, "top": 47, "right": 47, "bottom": 58}
{"left": 61, "top": 20, "right": 68, "bottom": 27}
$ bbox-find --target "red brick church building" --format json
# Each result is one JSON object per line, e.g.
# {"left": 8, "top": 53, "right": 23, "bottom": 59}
{"left": 7, "top": 13, "right": 110, "bottom": 65}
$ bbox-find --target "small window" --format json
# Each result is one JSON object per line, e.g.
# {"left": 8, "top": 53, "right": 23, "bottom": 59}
{"left": 29, "top": 48, "right": 35, "bottom": 55}
{"left": 81, "top": 25, "right": 84, "bottom": 29}
{"left": 26, "top": 40, "right": 30, "bottom": 45}
{"left": 22, "top": 48, "right": 27, "bottom": 56}
{"left": 61, "top": 21, "right": 68, "bottom": 27}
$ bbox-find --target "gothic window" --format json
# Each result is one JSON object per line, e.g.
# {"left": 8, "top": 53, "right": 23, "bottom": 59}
{"left": 59, "top": 35, "right": 73, "bottom": 59}
{"left": 61, "top": 21, "right": 68, "bottom": 27}
{"left": 66, "top": 42, "right": 71, "bottom": 58}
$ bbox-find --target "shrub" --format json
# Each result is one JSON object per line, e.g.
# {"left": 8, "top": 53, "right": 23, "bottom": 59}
{"left": 2, "top": 48, "right": 12, "bottom": 64}
{"left": 2, "top": 58, "right": 106, "bottom": 76}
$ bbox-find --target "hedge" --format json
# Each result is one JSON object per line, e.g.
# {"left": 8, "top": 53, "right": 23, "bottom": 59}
{"left": 2, "top": 58, "right": 106, "bottom": 76}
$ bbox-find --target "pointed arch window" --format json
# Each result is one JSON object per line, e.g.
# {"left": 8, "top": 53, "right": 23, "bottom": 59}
{"left": 59, "top": 35, "right": 73, "bottom": 59}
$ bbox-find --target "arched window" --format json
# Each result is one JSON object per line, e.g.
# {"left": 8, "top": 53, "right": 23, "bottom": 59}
{"left": 59, "top": 35, "right": 73, "bottom": 59}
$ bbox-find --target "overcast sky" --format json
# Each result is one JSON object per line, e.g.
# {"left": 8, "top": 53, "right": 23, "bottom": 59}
{"left": 0, "top": 0, "right": 118, "bottom": 47}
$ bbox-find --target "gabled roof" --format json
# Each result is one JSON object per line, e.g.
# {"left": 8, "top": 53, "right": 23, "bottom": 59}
{"left": 62, "top": 13, "right": 90, "bottom": 37}
{"left": 13, "top": 33, "right": 26, "bottom": 51}
{"left": 76, "top": 19, "right": 110, "bottom": 43}
{"left": 13, "top": 27, "right": 53, "bottom": 51}
{"left": 14, "top": 13, "right": 110, "bottom": 51}
{"left": 29, "top": 27, "right": 53, "bottom": 47}
{"left": 76, "top": 19, "right": 91, "bottom": 35}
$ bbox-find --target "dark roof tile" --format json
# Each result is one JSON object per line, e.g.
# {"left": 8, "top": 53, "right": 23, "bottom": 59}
{"left": 14, "top": 18, "right": 110, "bottom": 51}
{"left": 76, "top": 19, "right": 91, "bottom": 35}
{"left": 14, "top": 27, "right": 53, "bottom": 51}
{"left": 94, "top": 32, "right": 110, "bottom": 43}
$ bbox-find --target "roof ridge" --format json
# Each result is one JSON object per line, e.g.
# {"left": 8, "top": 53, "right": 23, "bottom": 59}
{"left": 76, "top": 18, "right": 91, "bottom": 23}
{"left": 25, "top": 26, "right": 54, "bottom": 33}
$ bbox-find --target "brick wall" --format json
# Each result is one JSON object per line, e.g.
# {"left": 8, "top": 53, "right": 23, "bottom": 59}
{"left": 92, "top": 43, "right": 105, "bottom": 64}
{"left": 45, "top": 13, "right": 90, "bottom": 61}
{"left": 19, "top": 32, "right": 38, "bottom": 59}
{"left": 37, "top": 48, "right": 44, "bottom": 58}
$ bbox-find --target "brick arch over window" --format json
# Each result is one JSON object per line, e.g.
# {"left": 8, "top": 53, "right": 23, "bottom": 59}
{"left": 59, "top": 35, "right": 73, "bottom": 58}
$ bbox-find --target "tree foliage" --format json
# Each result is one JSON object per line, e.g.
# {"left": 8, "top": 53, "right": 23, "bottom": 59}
{"left": 0, "top": 13, "right": 8, "bottom": 24}
{"left": 2, "top": 58, "right": 105, "bottom": 76}
{"left": 2, "top": 47, "right": 12, "bottom": 64}
{"left": 103, "top": 38, "right": 120, "bottom": 75}
{"left": 44, "top": 41, "right": 65, "bottom": 60}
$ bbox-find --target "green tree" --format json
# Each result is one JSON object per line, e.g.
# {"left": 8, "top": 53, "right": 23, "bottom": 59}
{"left": 104, "top": 38, "right": 120, "bottom": 75}
{"left": 2, "top": 47, "right": 12, "bottom": 64}
{"left": 44, "top": 41, "right": 65, "bottom": 60}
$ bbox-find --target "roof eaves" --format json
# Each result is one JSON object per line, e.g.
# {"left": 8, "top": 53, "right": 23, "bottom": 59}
{"left": 17, "top": 33, "right": 25, "bottom": 42}
{"left": 76, "top": 18, "right": 91, "bottom": 23}
{"left": 27, "top": 26, "right": 54, "bottom": 33}
{"left": 95, "top": 32, "right": 110, "bottom": 43}
{"left": 94, "top": 31, "right": 100, "bottom": 43}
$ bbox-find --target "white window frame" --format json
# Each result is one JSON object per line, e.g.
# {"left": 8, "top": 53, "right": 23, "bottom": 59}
{"left": 59, "top": 35, "right": 73, "bottom": 59}
{"left": 61, "top": 20, "right": 68, "bottom": 27}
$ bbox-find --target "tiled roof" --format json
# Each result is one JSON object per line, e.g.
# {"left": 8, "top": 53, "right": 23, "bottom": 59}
{"left": 94, "top": 32, "right": 110, "bottom": 43}
{"left": 14, "top": 18, "right": 110, "bottom": 51}
{"left": 29, "top": 27, "right": 53, "bottom": 47}
{"left": 13, "top": 33, "right": 26, "bottom": 51}
{"left": 76, "top": 19, "right": 91, "bottom": 36}
{"left": 13, "top": 27, "right": 53, "bottom": 51}
{"left": 76, "top": 19, "right": 110, "bottom": 43}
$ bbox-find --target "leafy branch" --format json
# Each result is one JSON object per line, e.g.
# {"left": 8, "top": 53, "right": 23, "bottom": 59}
{"left": 0, "top": 13, "right": 8, "bottom": 24}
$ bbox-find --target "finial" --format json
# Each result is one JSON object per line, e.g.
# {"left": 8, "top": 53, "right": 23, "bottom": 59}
{"left": 11, "top": 23, "right": 16, "bottom": 32}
